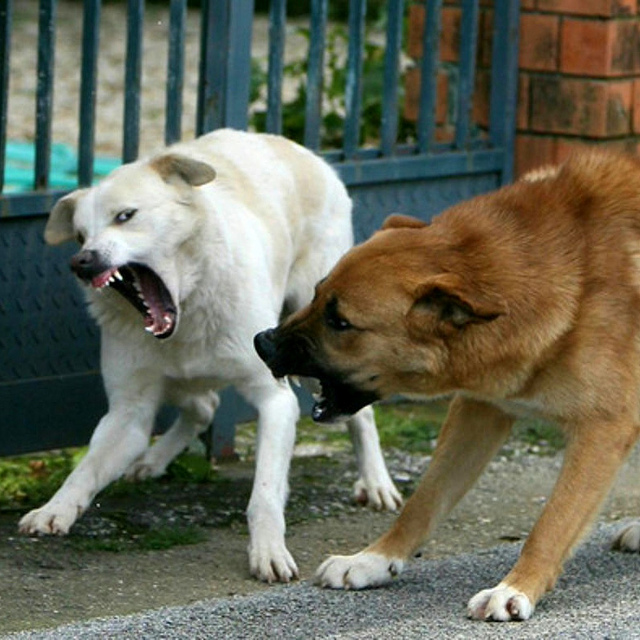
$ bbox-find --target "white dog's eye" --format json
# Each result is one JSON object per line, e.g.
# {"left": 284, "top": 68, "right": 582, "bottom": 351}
{"left": 76, "top": 231, "right": 85, "bottom": 244}
{"left": 114, "top": 208, "right": 138, "bottom": 224}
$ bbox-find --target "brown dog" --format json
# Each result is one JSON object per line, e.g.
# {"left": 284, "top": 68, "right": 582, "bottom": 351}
{"left": 254, "top": 149, "right": 640, "bottom": 621}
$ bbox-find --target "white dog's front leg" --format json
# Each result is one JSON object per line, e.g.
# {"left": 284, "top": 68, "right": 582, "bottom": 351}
{"left": 243, "top": 380, "right": 299, "bottom": 583}
{"left": 19, "top": 402, "right": 158, "bottom": 535}
{"left": 347, "top": 406, "right": 403, "bottom": 511}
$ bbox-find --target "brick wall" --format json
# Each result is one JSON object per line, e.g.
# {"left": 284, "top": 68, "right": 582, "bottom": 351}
{"left": 405, "top": 0, "right": 640, "bottom": 177}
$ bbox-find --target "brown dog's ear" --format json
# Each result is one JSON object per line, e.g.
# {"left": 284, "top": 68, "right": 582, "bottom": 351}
{"left": 45, "top": 190, "right": 87, "bottom": 245}
{"left": 150, "top": 153, "right": 217, "bottom": 186}
{"left": 382, "top": 214, "right": 428, "bottom": 230}
{"left": 407, "top": 273, "right": 507, "bottom": 334}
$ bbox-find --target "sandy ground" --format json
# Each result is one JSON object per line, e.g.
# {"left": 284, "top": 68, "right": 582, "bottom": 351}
{"left": 7, "top": 1, "right": 308, "bottom": 160}
{"left": 1, "top": 440, "right": 639, "bottom": 636}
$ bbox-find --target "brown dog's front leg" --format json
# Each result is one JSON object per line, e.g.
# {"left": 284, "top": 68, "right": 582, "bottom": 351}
{"left": 316, "top": 396, "right": 514, "bottom": 589}
{"left": 468, "top": 416, "right": 640, "bottom": 621}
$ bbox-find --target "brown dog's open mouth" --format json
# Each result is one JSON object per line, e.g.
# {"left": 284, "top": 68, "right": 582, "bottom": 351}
{"left": 312, "top": 377, "right": 378, "bottom": 423}
{"left": 90, "top": 263, "right": 177, "bottom": 339}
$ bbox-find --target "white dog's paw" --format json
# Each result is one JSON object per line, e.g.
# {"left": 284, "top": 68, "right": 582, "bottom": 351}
{"left": 315, "top": 551, "right": 405, "bottom": 590}
{"left": 611, "top": 521, "right": 640, "bottom": 552}
{"left": 353, "top": 477, "right": 403, "bottom": 511}
{"left": 248, "top": 538, "right": 299, "bottom": 584}
{"left": 467, "top": 583, "right": 534, "bottom": 621}
{"left": 124, "top": 459, "right": 167, "bottom": 481}
{"left": 18, "top": 503, "right": 81, "bottom": 536}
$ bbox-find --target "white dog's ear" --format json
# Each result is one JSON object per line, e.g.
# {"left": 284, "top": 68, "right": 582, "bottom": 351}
{"left": 150, "top": 153, "right": 216, "bottom": 186}
{"left": 45, "top": 191, "right": 86, "bottom": 245}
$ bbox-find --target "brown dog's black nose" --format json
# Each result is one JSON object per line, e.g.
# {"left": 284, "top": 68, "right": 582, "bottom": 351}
{"left": 254, "top": 329, "right": 277, "bottom": 366}
{"left": 70, "top": 249, "right": 106, "bottom": 280}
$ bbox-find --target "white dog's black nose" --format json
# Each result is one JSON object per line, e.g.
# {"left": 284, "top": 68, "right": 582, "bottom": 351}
{"left": 70, "top": 249, "right": 107, "bottom": 280}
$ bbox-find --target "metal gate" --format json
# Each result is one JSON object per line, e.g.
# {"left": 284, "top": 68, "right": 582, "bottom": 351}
{"left": 0, "top": 0, "right": 520, "bottom": 457}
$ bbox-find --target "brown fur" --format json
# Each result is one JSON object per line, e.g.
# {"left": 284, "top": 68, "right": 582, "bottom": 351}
{"left": 266, "top": 150, "right": 640, "bottom": 613}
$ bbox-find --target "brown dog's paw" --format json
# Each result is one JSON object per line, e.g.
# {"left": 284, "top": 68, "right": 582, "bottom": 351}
{"left": 315, "top": 551, "right": 404, "bottom": 590}
{"left": 467, "top": 583, "right": 534, "bottom": 622}
{"left": 611, "top": 522, "right": 640, "bottom": 552}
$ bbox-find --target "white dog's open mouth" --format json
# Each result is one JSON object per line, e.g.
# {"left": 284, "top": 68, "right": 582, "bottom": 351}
{"left": 91, "top": 263, "right": 177, "bottom": 339}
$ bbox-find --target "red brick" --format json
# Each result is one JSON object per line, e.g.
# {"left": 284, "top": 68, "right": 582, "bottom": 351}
{"left": 634, "top": 80, "right": 640, "bottom": 133}
{"left": 530, "top": 76, "right": 633, "bottom": 137}
{"left": 403, "top": 67, "right": 449, "bottom": 124}
{"left": 555, "top": 138, "right": 588, "bottom": 163}
{"left": 478, "top": 9, "right": 494, "bottom": 67}
{"left": 520, "top": 0, "right": 537, "bottom": 8}
{"left": 538, "top": 0, "right": 637, "bottom": 17}
{"left": 517, "top": 74, "right": 531, "bottom": 130}
{"left": 473, "top": 69, "right": 491, "bottom": 127}
{"left": 515, "top": 134, "right": 559, "bottom": 177}
{"left": 519, "top": 14, "right": 560, "bottom": 71}
{"left": 561, "top": 18, "right": 638, "bottom": 77}
{"left": 407, "top": 4, "right": 425, "bottom": 60}
{"left": 441, "top": 7, "right": 461, "bottom": 62}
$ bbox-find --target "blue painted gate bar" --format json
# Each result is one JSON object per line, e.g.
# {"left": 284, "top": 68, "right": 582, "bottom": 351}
{"left": 0, "top": 0, "right": 520, "bottom": 458}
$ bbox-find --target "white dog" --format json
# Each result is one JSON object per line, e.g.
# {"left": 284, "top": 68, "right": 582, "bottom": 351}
{"left": 19, "top": 129, "right": 401, "bottom": 582}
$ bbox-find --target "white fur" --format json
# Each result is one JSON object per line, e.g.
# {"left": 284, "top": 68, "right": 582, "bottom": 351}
{"left": 467, "top": 583, "right": 534, "bottom": 621}
{"left": 315, "top": 550, "right": 405, "bottom": 589}
{"left": 19, "top": 129, "right": 400, "bottom": 582}
{"left": 611, "top": 521, "right": 640, "bottom": 552}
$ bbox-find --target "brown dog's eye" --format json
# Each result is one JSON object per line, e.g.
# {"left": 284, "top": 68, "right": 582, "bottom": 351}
{"left": 325, "top": 298, "right": 353, "bottom": 331}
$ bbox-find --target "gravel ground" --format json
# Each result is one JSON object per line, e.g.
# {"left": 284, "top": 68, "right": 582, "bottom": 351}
{"left": 1, "top": 442, "right": 640, "bottom": 637}
{"left": 5, "top": 520, "right": 640, "bottom": 640}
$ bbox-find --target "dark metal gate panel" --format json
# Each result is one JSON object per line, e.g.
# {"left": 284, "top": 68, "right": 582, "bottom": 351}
{"left": 0, "top": 0, "right": 520, "bottom": 457}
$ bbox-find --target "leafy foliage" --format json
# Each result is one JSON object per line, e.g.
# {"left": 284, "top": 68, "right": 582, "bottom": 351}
{"left": 250, "top": 24, "right": 416, "bottom": 149}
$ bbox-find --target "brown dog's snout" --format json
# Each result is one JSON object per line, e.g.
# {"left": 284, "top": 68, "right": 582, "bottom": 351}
{"left": 254, "top": 328, "right": 278, "bottom": 367}
{"left": 70, "top": 249, "right": 108, "bottom": 281}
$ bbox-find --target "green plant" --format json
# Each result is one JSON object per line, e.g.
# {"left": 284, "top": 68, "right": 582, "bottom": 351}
{"left": 250, "top": 24, "right": 415, "bottom": 149}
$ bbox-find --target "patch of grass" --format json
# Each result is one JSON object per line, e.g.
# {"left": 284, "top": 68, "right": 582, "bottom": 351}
{"left": 0, "top": 448, "right": 85, "bottom": 510}
{"left": 512, "top": 418, "right": 565, "bottom": 455}
{"left": 0, "top": 446, "right": 217, "bottom": 512}
{"left": 74, "top": 525, "right": 207, "bottom": 553}
{"left": 375, "top": 401, "right": 449, "bottom": 453}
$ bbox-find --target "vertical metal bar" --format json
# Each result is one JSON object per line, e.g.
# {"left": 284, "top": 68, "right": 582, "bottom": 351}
{"left": 225, "top": 0, "right": 254, "bottom": 130}
{"left": 417, "top": 0, "right": 442, "bottom": 153}
{"left": 123, "top": 0, "right": 144, "bottom": 162}
{"left": 380, "top": 0, "right": 404, "bottom": 157}
{"left": 78, "top": 0, "right": 101, "bottom": 187}
{"left": 489, "top": 0, "right": 520, "bottom": 184}
{"left": 343, "top": 0, "right": 366, "bottom": 158}
{"left": 0, "top": 0, "right": 13, "bottom": 193}
{"left": 165, "top": 0, "right": 186, "bottom": 145}
{"left": 304, "top": 0, "right": 328, "bottom": 151}
{"left": 454, "top": 0, "right": 479, "bottom": 149}
{"left": 197, "top": 0, "right": 254, "bottom": 134}
{"left": 197, "top": 0, "right": 221, "bottom": 135}
{"left": 266, "top": 0, "right": 286, "bottom": 134}
{"left": 34, "top": 0, "right": 57, "bottom": 190}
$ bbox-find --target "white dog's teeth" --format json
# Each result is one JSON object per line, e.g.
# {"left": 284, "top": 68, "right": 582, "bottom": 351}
{"left": 144, "top": 326, "right": 154, "bottom": 334}
{"left": 289, "top": 376, "right": 301, "bottom": 388}
{"left": 114, "top": 270, "right": 123, "bottom": 281}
